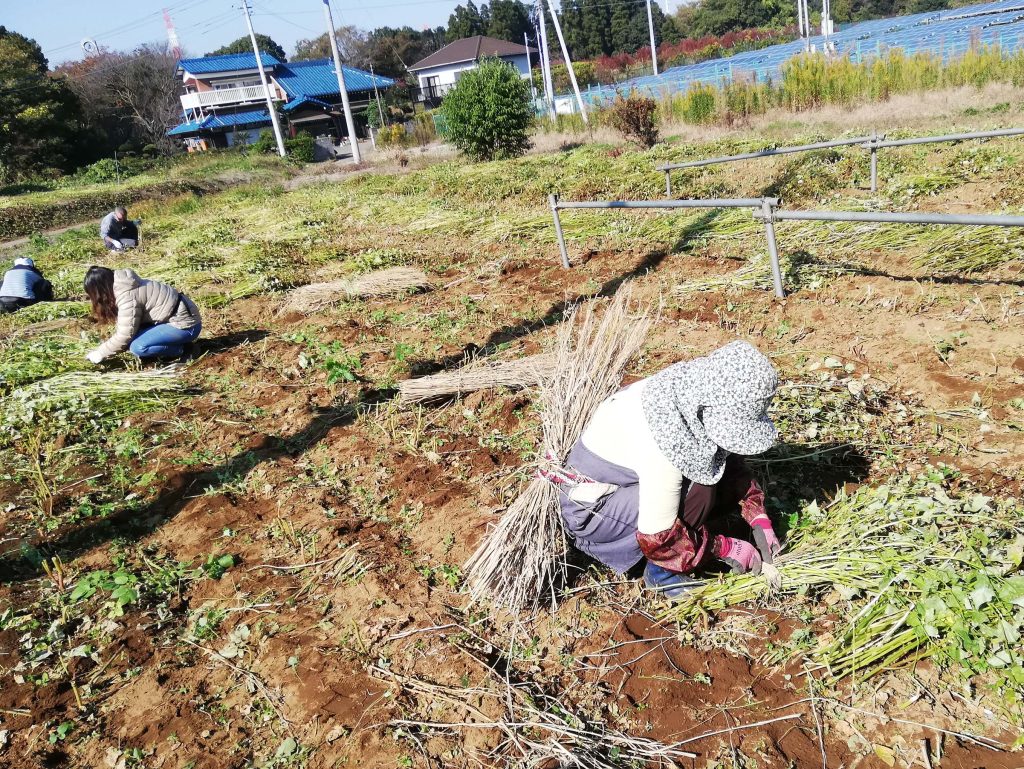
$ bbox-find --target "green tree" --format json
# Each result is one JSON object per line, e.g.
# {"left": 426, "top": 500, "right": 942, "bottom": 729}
{"left": 487, "top": 0, "right": 532, "bottom": 43}
{"left": 364, "top": 26, "right": 446, "bottom": 78}
{"left": 688, "top": 0, "right": 796, "bottom": 35}
{"left": 447, "top": 1, "right": 490, "bottom": 42}
{"left": 0, "top": 26, "right": 87, "bottom": 182}
{"left": 207, "top": 34, "right": 287, "bottom": 62}
{"left": 439, "top": 57, "right": 533, "bottom": 161}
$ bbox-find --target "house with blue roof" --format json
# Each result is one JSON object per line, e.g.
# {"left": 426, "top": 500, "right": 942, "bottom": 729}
{"left": 169, "top": 52, "right": 394, "bottom": 153}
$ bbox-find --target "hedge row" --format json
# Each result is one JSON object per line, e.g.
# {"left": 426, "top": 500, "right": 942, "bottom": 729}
{"left": 0, "top": 180, "right": 223, "bottom": 242}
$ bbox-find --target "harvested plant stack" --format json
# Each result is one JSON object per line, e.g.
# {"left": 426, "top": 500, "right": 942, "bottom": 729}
{"left": 664, "top": 476, "right": 1024, "bottom": 686}
{"left": 281, "top": 267, "right": 431, "bottom": 314}
{"left": 398, "top": 354, "right": 554, "bottom": 405}
{"left": 464, "top": 287, "right": 652, "bottom": 611}
{"left": 2, "top": 368, "right": 186, "bottom": 442}
{"left": 675, "top": 252, "right": 863, "bottom": 296}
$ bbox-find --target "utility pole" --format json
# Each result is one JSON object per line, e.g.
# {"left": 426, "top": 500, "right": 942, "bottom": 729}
{"left": 645, "top": 0, "right": 659, "bottom": 76}
{"left": 369, "top": 63, "right": 385, "bottom": 127}
{"left": 322, "top": 0, "right": 361, "bottom": 164}
{"left": 546, "top": 0, "right": 588, "bottom": 123}
{"left": 242, "top": 0, "right": 286, "bottom": 157}
{"left": 524, "top": 31, "right": 537, "bottom": 101}
{"left": 796, "top": 0, "right": 807, "bottom": 51}
{"left": 536, "top": 1, "right": 556, "bottom": 119}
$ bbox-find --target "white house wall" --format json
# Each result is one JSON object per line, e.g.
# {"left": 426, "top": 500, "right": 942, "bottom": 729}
{"left": 415, "top": 54, "right": 530, "bottom": 90}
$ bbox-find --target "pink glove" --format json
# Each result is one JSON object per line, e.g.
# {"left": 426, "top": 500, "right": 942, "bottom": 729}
{"left": 750, "top": 514, "right": 782, "bottom": 563}
{"left": 713, "top": 536, "right": 762, "bottom": 576}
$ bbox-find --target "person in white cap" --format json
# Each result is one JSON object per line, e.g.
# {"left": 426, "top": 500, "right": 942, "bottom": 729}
{"left": 0, "top": 257, "right": 54, "bottom": 313}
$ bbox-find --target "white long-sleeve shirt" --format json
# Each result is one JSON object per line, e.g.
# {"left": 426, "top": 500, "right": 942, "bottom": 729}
{"left": 579, "top": 380, "right": 684, "bottom": 535}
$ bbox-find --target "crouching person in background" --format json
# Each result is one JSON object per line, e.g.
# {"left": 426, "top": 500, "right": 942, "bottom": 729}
{"left": 551, "top": 341, "right": 783, "bottom": 600}
{"left": 0, "top": 257, "right": 54, "bottom": 313}
{"left": 100, "top": 206, "right": 139, "bottom": 251}
{"left": 83, "top": 266, "right": 201, "bottom": 363}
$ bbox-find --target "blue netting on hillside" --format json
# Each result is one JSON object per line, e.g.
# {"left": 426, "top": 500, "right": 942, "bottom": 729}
{"left": 560, "top": 0, "right": 1024, "bottom": 107}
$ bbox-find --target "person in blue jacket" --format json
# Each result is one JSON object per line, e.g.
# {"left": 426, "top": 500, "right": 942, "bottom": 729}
{"left": 0, "top": 257, "right": 54, "bottom": 313}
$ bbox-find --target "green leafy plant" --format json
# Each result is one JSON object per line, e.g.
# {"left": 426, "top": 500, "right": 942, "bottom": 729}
{"left": 325, "top": 353, "right": 362, "bottom": 384}
{"left": 285, "top": 132, "right": 315, "bottom": 163}
{"left": 201, "top": 553, "right": 236, "bottom": 580}
{"left": 69, "top": 568, "right": 140, "bottom": 617}
{"left": 438, "top": 58, "right": 533, "bottom": 161}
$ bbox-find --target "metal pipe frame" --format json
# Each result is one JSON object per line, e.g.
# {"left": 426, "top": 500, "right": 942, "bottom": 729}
{"left": 553, "top": 198, "right": 775, "bottom": 210}
{"left": 862, "top": 126, "right": 1024, "bottom": 150}
{"left": 551, "top": 194, "right": 1024, "bottom": 299}
{"left": 771, "top": 209, "right": 1024, "bottom": 227}
{"left": 657, "top": 136, "right": 874, "bottom": 172}
{"left": 549, "top": 195, "right": 787, "bottom": 298}
{"left": 660, "top": 136, "right": 875, "bottom": 196}
{"left": 661, "top": 126, "right": 1024, "bottom": 198}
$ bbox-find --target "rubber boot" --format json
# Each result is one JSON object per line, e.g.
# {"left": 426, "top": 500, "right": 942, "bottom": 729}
{"left": 643, "top": 562, "right": 701, "bottom": 600}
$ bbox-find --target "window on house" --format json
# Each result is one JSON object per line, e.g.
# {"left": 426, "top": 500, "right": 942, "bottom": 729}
{"left": 425, "top": 76, "right": 439, "bottom": 99}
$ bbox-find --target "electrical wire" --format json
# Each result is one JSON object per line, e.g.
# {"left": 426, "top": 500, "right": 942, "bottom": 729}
{"left": 42, "top": 0, "right": 210, "bottom": 57}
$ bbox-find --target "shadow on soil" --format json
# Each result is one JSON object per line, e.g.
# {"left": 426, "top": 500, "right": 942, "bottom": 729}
{"left": 0, "top": 397, "right": 371, "bottom": 584}
{"left": 412, "top": 208, "right": 729, "bottom": 378}
{"left": 791, "top": 250, "right": 1024, "bottom": 288}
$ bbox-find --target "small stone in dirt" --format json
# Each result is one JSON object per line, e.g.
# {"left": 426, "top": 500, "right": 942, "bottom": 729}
{"left": 325, "top": 724, "right": 349, "bottom": 743}
{"left": 104, "top": 747, "right": 125, "bottom": 769}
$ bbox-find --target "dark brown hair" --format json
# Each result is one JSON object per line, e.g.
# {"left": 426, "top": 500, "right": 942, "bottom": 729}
{"left": 84, "top": 266, "right": 117, "bottom": 323}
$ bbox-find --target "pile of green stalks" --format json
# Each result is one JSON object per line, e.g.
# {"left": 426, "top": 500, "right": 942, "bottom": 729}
{"left": 663, "top": 474, "right": 1024, "bottom": 708}
{"left": 674, "top": 251, "right": 866, "bottom": 295}
{"left": 2, "top": 368, "right": 187, "bottom": 445}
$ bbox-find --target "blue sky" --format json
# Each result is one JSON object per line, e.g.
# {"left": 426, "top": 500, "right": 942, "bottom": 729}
{"left": 4, "top": 0, "right": 687, "bottom": 66}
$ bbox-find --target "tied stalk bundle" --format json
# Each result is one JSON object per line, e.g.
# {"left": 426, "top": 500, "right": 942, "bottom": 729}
{"left": 281, "top": 267, "right": 431, "bottom": 315}
{"left": 664, "top": 475, "right": 1024, "bottom": 690}
{"left": 464, "top": 286, "right": 653, "bottom": 612}
{"left": 398, "top": 354, "right": 554, "bottom": 405}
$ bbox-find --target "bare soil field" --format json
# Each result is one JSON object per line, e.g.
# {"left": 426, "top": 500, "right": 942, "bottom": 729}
{"left": 1, "top": 98, "right": 1023, "bottom": 768}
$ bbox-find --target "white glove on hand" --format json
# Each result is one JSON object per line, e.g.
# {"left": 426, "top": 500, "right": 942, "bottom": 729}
{"left": 112, "top": 240, "right": 124, "bottom": 250}
{"left": 86, "top": 349, "right": 104, "bottom": 364}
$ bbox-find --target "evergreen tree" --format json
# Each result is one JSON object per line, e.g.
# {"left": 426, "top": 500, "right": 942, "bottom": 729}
{"left": 609, "top": 4, "right": 633, "bottom": 54}
{"left": 447, "top": 1, "right": 490, "bottom": 42}
{"left": 0, "top": 26, "right": 87, "bottom": 181}
{"left": 488, "top": 0, "right": 532, "bottom": 42}
{"left": 207, "top": 34, "right": 287, "bottom": 62}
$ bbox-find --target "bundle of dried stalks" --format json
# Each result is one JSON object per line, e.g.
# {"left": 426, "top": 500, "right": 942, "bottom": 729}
{"left": 463, "top": 286, "right": 653, "bottom": 612}
{"left": 398, "top": 353, "right": 554, "bottom": 405}
{"left": 281, "top": 267, "right": 430, "bottom": 314}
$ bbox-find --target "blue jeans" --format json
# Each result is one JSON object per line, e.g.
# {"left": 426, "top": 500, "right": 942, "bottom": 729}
{"left": 129, "top": 322, "right": 201, "bottom": 359}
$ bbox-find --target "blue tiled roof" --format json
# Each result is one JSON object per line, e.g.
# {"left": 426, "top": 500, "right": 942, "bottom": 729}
{"left": 167, "top": 108, "right": 271, "bottom": 136}
{"left": 205, "top": 108, "right": 271, "bottom": 128}
{"left": 274, "top": 60, "right": 394, "bottom": 99}
{"left": 282, "top": 95, "right": 333, "bottom": 111}
{"left": 167, "top": 119, "right": 205, "bottom": 136}
{"left": 178, "top": 52, "right": 281, "bottom": 74}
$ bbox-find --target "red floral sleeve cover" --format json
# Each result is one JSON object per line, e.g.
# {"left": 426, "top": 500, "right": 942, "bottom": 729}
{"left": 635, "top": 456, "right": 767, "bottom": 574}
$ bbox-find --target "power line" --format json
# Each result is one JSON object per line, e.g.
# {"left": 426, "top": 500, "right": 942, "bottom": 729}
{"left": 0, "top": 6, "right": 242, "bottom": 99}
{"left": 42, "top": 0, "right": 210, "bottom": 57}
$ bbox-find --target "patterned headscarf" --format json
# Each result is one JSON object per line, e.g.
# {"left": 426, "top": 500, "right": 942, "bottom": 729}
{"left": 641, "top": 341, "right": 779, "bottom": 485}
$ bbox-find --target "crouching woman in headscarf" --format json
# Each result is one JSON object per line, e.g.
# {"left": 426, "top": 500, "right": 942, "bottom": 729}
{"left": 555, "top": 341, "right": 782, "bottom": 599}
{"left": 83, "top": 266, "right": 201, "bottom": 364}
